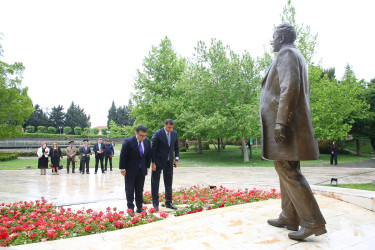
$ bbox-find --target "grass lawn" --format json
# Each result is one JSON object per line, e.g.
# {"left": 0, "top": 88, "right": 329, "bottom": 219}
{"left": 344, "top": 140, "right": 374, "bottom": 154}
{"left": 322, "top": 183, "right": 375, "bottom": 191}
{"left": 0, "top": 145, "right": 372, "bottom": 170}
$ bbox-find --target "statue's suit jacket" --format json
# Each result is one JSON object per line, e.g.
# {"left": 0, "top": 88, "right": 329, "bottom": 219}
{"left": 259, "top": 44, "right": 319, "bottom": 161}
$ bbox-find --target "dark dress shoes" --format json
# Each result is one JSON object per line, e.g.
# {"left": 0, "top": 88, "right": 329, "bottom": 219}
{"left": 288, "top": 226, "right": 327, "bottom": 240}
{"left": 267, "top": 218, "right": 299, "bottom": 231}
{"left": 166, "top": 203, "right": 178, "bottom": 210}
{"left": 136, "top": 208, "right": 146, "bottom": 213}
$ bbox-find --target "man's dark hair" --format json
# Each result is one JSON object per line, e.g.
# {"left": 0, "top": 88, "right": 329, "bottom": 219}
{"left": 164, "top": 119, "right": 174, "bottom": 125}
{"left": 276, "top": 24, "right": 296, "bottom": 44}
{"left": 136, "top": 125, "right": 148, "bottom": 133}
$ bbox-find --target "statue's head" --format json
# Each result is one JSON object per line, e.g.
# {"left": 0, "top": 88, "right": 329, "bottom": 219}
{"left": 272, "top": 24, "right": 296, "bottom": 52}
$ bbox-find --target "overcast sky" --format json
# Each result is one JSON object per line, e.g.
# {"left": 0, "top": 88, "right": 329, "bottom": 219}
{"left": 1, "top": 0, "right": 374, "bottom": 127}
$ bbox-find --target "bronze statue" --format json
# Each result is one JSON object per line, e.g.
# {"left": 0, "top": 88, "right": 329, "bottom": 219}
{"left": 259, "top": 24, "right": 326, "bottom": 240}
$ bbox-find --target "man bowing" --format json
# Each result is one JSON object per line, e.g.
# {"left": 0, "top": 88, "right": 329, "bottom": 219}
{"left": 151, "top": 119, "right": 179, "bottom": 211}
{"left": 119, "top": 125, "right": 151, "bottom": 213}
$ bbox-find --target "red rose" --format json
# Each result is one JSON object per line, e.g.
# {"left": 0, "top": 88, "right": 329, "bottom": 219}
{"left": 109, "top": 155, "right": 112, "bottom": 158}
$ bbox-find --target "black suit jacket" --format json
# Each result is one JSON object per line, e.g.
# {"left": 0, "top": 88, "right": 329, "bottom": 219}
{"left": 119, "top": 136, "right": 151, "bottom": 178}
{"left": 93, "top": 143, "right": 105, "bottom": 156}
{"left": 79, "top": 146, "right": 91, "bottom": 159}
{"left": 151, "top": 128, "right": 179, "bottom": 170}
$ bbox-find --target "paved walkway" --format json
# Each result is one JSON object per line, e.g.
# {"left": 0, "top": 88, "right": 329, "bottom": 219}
{"left": 1, "top": 159, "right": 375, "bottom": 249}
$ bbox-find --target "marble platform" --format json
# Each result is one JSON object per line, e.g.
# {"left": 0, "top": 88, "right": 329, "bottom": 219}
{"left": 1, "top": 160, "right": 375, "bottom": 249}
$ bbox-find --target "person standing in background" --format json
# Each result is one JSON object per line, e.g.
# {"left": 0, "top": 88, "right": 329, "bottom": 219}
{"left": 66, "top": 140, "right": 77, "bottom": 173}
{"left": 104, "top": 139, "right": 115, "bottom": 171}
{"left": 330, "top": 141, "right": 338, "bottom": 165}
{"left": 49, "top": 142, "right": 61, "bottom": 175}
{"left": 80, "top": 139, "right": 91, "bottom": 174}
{"left": 37, "top": 142, "right": 49, "bottom": 175}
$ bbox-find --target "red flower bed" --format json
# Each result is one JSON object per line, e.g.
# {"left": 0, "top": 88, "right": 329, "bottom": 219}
{"left": 171, "top": 186, "right": 280, "bottom": 216}
{"left": 0, "top": 197, "right": 163, "bottom": 247}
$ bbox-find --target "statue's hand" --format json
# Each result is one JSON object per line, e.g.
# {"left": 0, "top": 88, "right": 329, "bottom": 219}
{"left": 274, "top": 124, "right": 287, "bottom": 143}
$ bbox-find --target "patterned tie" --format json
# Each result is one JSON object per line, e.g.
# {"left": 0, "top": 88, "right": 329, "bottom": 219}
{"left": 139, "top": 141, "right": 143, "bottom": 168}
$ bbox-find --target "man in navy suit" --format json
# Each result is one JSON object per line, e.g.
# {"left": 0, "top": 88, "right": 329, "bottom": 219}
{"left": 151, "top": 119, "right": 179, "bottom": 211}
{"left": 119, "top": 125, "right": 151, "bottom": 213}
{"left": 93, "top": 138, "right": 105, "bottom": 174}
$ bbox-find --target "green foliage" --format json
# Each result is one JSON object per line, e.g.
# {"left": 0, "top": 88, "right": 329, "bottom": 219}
{"left": 107, "top": 100, "right": 134, "bottom": 127}
{"left": 132, "top": 36, "right": 186, "bottom": 133}
{"left": 37, "top": 126, "right": 47, "bottom": 134}
{"left": 0, "top": 153, "right": 18, "bottom": 162}
{"left": 202, "top": 142, "right": 210, "bottom": 150}
{"left": 179, "top": 147, "right": 187, "bottom": 152}
{"left": 25, "top": 104, "right": 52, "bottom": 128}
{"left": 65, "top": 101, "right": 90, "bottom": 129}
{"left": 310, "top": 65, "right": 369, "bottom": 139}
{"left": 92, "top": 128, "right": 99, "bottom": 135}
{"left": 26, "top": 125, "right": 35, "bottom": 133}
{"left": 63, "top": 126, "right": 72, "bottom": 134}
{"left": 108, "top": 120, "right": 132, "bottom": 138}
{"left": 47, "top": 126, "right": 57, "bottom": 134}
{"left": 0, "top": 47, "right": 34, "bottom": 139}
{"left": 74, "top": 126, "right": 82, "bottom": 135}
{"left": 101, "top": 128, "right": 107, "bottom": 135}
{"left": 323, "top": 183, "right": 375, "bottom": 192}
{"left": 50, "top": 105, "right": 65, "bottom": 128}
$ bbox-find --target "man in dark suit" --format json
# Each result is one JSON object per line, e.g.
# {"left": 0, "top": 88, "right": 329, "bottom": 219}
{"left": 79, "top": 139, "right": 91, "bottom": 174}
{"left": 93, "top": 138, "right": 105, "bottom": 174}
{"left": 260, "top": 24, "right": 326, "bottom": 240}
{"left": 151, "top": 119, "right": 179, "bottom": 211}
{"left": 119, "top": 125, "right": 151, "bottom": 213}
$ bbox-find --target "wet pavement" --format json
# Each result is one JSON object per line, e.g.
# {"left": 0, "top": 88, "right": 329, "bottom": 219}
{"left": 1, "top": 159, "right": 375, "bottom": 249}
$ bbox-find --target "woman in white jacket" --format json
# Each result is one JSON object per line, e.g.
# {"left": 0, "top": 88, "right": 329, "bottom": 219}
{"left": 37, "top": 142, "right": 49, "bottom": 175}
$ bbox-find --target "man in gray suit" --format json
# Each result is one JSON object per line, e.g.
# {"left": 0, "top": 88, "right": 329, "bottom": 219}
{"left": 260, "top": 24, "right": 326, "bottom": 240}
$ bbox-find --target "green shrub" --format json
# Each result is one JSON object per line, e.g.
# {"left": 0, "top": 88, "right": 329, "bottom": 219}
{"left": 0, "top": 154, "right": 19, "bottom": 161}
{"left": 74, "top": 127, "right": 82, "bottom": 135}
{"left": 26, "top": 125, "right": 35, "bottom": 133}
{"left": 179, "top": 147, "right": 187, "bottom": 152}
{"left": 203, "top": 142, "right": 210, "bottom": 150}
{"left": 101, "top": 128, "right": 107, "bottom": 135}
{"left": 37, "top": 126, "right": 47, "bottom": 133}
{"left": 81, "top": 131, "right": 88, "bottom": 137}
{"left": 64, "top": 126, "right": 72, "bottom": 134}
{"left": 92, "top": 128, "right": 99, "bottom": 135}
{"left": 48, "top": 126, "right": 57, "bottom": 134}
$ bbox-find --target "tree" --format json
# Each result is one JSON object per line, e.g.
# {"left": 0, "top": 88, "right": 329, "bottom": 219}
{"left": 65, "top": 102, "right": 90, "bottom": 129}
{"left": 63, "top": 126, "right": 72, "bottom": 134}
{"left": 350, "top": 77, "right": 375, "bottom": 153}
{"left": 0, "top": 40, "right": 34, "bottom": 139}
{"left": 74, "top": 126, "right": 82, "bottom": 135}
{"left": 37, "top": 126, "right": 47, "bottom": 134}
{"left": 26, "top": 125, "right": 35, "bottom": 133}
{"left": 107, "top": 101, "right": 117, "bottom": 127}
{"left": 132, "top": 36, "right": 186, "bottom": 133}
{"left": 176, "top": 39, "right": 261, "bottom": 161}
{"left": 92, "top": 128, "right": 99, "bottom": 135}
{"left": 48, "top": 126, "right": 57, "bottom": 134}
{"left": 25, "top": 104, "right": 52, "bottom": 128}
{"left": 50, "top": 105, "right": 65, "bottom": 129}
{"left": 309, "top": 65, "right": 369, "bottom": 140}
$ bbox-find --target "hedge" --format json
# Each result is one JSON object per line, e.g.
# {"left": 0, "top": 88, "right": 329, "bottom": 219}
{"left": 11, "top": 133, "right": 103, "bottom": 139}
{"left": 0, "top": 154, "right": 19, "bottom": 162}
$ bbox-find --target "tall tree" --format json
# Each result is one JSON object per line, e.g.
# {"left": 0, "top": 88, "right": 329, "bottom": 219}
{"left": 49, "top": 105, "right": 65, "bottom": 129}
{"left": 132, "top": 36, "right": 186, "bottom": 133}
{"left": 309, "top": 64, "right": 369, "bottom": 139}
{"left": 65, "top": 101, "right": 91, "bottom": 130}
{"left": 0, "top": 38, "right": 34, "bottom": 139}
{"left": 25, "top": 104, "right": 52, "bottom": 128}
{"left": 107, "top": 100, "right": 117, "bottom": 127}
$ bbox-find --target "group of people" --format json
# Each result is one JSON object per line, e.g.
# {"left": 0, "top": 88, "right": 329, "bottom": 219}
{"left": 37, "top": 138, "right": 115, "bottom": 175}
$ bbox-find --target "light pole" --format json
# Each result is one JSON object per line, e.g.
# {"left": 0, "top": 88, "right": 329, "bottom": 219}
{"left": 58, "top": 126, "right": 62, "bottom": 138}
